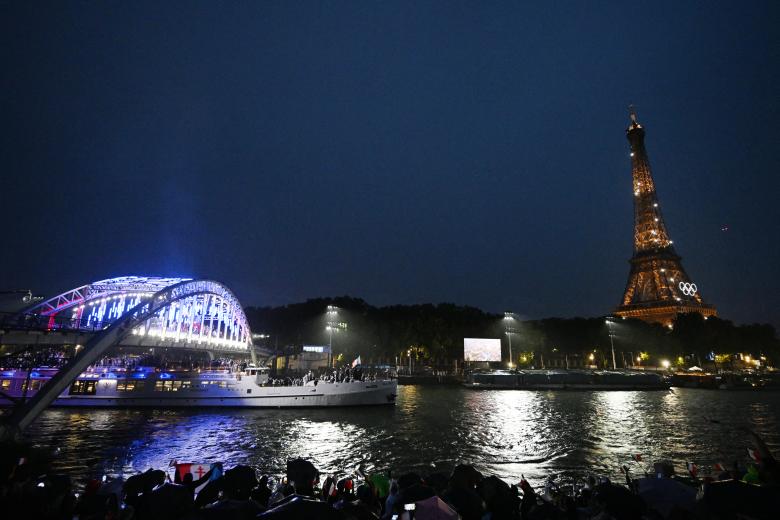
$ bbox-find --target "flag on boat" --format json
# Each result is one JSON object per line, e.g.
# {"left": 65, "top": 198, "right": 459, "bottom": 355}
{"left": 748, "top": 448, "right": 762, "bottom": 462}
{"left": 632, "top": 454, "right": 642, "bottom": 462}
{"left": 351, "top": 356, "right": 361, "bottom": 368}
{"left": 686, "top": 462, "right": 698, "bottom": 477}
{"left": 175, "top": 463, "right": 222, "bottom": 482}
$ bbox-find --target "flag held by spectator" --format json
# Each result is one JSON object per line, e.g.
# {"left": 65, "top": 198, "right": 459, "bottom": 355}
{"left": 748, "top": 448, "right": 762, "bottom": 462}
{"left": 351, "top": 356, "right": 361, "bottom": 368}
{"left": 175, "top": 463, "right": 221, "bottom": 482}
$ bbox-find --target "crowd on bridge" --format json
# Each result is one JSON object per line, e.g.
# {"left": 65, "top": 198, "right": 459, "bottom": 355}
{"left": 1, "top": 429, "right": 778, "bottom": 520}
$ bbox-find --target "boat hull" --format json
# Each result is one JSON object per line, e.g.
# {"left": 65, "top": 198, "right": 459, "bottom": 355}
{"left": 43, "top": 381, "right": 398, "bottom": 408}
{"left": 0, "top": 367, "right": 398, "bottom": 408}
{"left": 463, "top": 369, "right": 670, "bottom": 391}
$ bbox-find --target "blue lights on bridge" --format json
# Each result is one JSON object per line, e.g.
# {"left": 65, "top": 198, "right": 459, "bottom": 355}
{"left": 19, "top": 276, "right": 252, "bottom": 352}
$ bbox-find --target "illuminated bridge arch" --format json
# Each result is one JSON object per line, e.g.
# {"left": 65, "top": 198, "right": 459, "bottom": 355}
{"left": 22, "top": 276, "right": 251, "bottom": 352}
{"left": 1, "top": 278, "right": 253, "bottom": 438}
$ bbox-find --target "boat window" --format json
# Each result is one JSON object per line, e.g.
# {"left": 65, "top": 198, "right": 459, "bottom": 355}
{"left": 1, "top": 379, "right": 12, "bottom": 390}
{"left": 154, "top": 380, "right": 185, "bottom": 392}
{"left": 117, "top": 381, "right": 136, "bottom": 391}
{"left": 219, "top": 382, "right": 227, "bottom": 388}
{"left": 69, "top": 380, "right": 97, "bottom": 395}
{"left": 21, "top": 379, "right": 44, "bottom": 392}
{"left": 181, "top": 381, "right": 191, "bottom": 390}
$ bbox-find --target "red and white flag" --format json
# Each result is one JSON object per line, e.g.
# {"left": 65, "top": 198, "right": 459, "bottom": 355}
{"left": 686, "top": 462, "right": 698, "bottom": 477}
{"left": 713, "top": 463, "right": 726, "bottom": 473}
{"left": 632, "top": 454, "right": 642, "bottom": 462}
{"left": 351, "top": 356, "right": 361, "bottom": 368}
{"left": 176, "top": 463, "right": 219, "bottom": 482}
{"left": 748, "top": 448, "right": 762, "bottom": 462}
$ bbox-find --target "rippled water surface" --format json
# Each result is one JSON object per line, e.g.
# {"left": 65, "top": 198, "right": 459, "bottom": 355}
{"left": 25, "top": 386, "right": 780, "bottom": 486}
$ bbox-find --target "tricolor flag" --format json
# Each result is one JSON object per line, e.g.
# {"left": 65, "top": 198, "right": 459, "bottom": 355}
{"left": 175, "top": 463, "right": 221, "bottom": 483}
{"left": 686, "top": 462, "right": 698, "bottom": 478}
{"left": 748, "top": 448, "right": 762, "bottom": 462}
{"left": 351, "top": 356, "right": 361, "bottom": 368}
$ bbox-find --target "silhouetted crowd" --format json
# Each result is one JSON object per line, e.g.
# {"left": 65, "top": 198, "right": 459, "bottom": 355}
{"left": 264, "top": 366, "right": 392, "bottom": 387}
{"left": 2, "top": 434, "right": 779, "bottom": 520}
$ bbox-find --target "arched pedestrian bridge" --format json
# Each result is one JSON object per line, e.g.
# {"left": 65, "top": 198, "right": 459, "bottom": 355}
{"left": 0, "top": 276, "right": 260, "bottom": 438}
{"left": 1, "top": 276, "right": 252, "bottom": 353}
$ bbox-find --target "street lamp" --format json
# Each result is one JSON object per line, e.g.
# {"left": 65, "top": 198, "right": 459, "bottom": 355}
{"left": 504, "top": 312, "right": 516, "bottom": 368}
{"left": 605, "top": 317, "right": 617, "bottom": 370}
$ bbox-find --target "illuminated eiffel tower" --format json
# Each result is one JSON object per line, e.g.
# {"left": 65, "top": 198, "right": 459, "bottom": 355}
{"left": 614, "top": 108, "right": 717, "bottom": 327}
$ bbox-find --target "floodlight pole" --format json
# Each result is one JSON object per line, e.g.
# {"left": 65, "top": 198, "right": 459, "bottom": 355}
{"left": 508, "top": 331, "right": 513, "bottom": 367}
{"left": 328, "top": 327, "right": 333, "bottom": 367}
{"left": 606, "top": 318, "right": 617, "bottom": 370}
{"left": 504, "top": 312, "right": 515, "bottom": 367}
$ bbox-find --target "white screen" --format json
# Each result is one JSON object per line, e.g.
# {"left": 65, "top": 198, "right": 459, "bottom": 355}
{"left": 464, "top": 338, "right": 501, "bottom": 362}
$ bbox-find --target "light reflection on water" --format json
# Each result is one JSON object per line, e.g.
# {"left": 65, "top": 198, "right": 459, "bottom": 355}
{"left": 26, "top": 387, "right": 780, "bottom": 487}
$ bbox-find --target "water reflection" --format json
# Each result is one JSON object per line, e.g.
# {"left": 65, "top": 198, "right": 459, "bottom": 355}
{"left": 26, "top": 387, "right": 780, "bottom": 487}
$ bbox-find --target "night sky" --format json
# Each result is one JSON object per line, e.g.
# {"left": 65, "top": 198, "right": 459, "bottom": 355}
{"left": 2, "top": 2, "right": 778, "bottom": 326}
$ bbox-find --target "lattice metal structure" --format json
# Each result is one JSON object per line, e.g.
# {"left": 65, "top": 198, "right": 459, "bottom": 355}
{"left": 20, "top": 276, "right": 252, "bottom": 351}
{"left": 614, "top": 110, "right": 717, "bottom": 326}
{"left": 1, "top": 279, "right": 255, "bottom": 437}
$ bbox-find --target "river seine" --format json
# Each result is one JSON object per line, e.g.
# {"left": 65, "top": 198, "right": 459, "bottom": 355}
{"left": 26, "top": 386, "right": 780, "bottom": 486}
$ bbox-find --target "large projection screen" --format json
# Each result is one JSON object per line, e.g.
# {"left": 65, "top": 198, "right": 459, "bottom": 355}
{"left": 464, "top": 338, "right": 502, "bottom": 362}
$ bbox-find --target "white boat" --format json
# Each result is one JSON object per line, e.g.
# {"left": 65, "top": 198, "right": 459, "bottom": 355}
{"left": 0, "top": 366, "right": 397, "bottom": 408}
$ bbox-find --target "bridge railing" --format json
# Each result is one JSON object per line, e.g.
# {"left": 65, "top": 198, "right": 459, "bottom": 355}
{"left": 0, "top": 311, "right": 114, "bottom": 333}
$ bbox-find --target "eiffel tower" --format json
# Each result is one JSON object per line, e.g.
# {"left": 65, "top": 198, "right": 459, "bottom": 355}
{"left": 614, "top": 108, "right": 716, "bottom": 327}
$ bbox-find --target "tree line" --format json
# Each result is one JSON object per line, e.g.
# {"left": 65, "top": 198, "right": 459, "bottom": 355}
{"left": 244, "top": 297, "right": 780, "bottom": 368}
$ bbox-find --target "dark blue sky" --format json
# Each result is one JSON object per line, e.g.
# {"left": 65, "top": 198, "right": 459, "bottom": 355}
{"left": 2, "top": 2, "right": 778, "bottom": 326}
